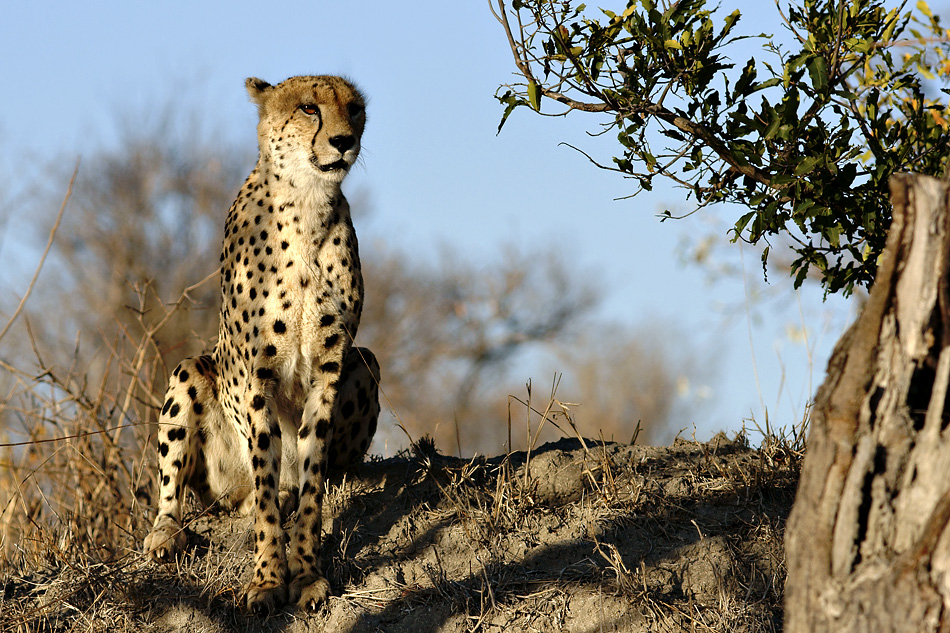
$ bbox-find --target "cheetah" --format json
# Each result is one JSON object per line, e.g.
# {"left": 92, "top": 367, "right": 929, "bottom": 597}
{"left": 143, "top": 75, "right": 380, "bottom": 613}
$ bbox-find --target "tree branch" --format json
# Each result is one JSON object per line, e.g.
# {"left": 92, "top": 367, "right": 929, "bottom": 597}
{"left": 640, "top": 102, "right": 776, "bottom": 188}
{"left": 496, "top": 0, "right": 778, "bottom": 190}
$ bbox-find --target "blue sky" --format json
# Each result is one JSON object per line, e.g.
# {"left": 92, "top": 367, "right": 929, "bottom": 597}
{"left": 0, "top": 1, "right": 856, "bottom": 444}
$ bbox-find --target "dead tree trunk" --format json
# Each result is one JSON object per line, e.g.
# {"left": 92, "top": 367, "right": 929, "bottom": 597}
{"left": 785, "top": 174, "right": 950, "bottom": 632}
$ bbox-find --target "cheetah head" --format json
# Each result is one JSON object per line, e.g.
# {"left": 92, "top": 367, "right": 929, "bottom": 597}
{"left": 246, "top": 75, "right": 366, "bottom": 185}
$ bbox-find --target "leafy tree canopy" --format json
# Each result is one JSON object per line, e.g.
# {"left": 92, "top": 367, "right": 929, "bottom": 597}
{"left": 493, "top": 0, "right": 950, "bottom": 295}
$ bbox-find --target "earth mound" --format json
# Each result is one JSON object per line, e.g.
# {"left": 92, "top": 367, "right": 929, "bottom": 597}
{"left": 1, "top": 433, "right": 796, "bottom": 632}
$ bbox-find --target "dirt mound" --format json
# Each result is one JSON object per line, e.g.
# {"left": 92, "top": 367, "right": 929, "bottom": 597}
{"left": 1, "top": 433, "right": 796, "bottom": 632}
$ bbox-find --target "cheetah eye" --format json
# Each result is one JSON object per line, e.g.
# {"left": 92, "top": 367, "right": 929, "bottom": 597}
{"left": 299, "top": 104, "right": 319, "bottom": 116}
{"left": 347, "top": 103, "right": 364, "bottom": 119}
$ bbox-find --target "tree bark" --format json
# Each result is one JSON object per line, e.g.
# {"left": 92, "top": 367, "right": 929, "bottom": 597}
{"left": 785, "top": 174, "right": 950, "bottom": 632}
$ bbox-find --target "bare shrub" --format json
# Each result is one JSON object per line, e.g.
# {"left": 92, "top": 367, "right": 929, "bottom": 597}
{"left": 555, "top": 322, "right": 708, "bottom": 445}
{"left": 360, "top": 246, "right": 598, "bottom": 453}
{"left": 23, "top": 117, "right": 249, "bottom": 385}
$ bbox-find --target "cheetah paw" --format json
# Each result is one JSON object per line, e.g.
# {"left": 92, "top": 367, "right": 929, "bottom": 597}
{"left": 246, "top": 579, "right": 288, "bottom": 615}
{"left": 290, "top": 573, "right": 330, "bottom": 611}
{"left": 143, "top": 518, "right": 186, "bottom": 562}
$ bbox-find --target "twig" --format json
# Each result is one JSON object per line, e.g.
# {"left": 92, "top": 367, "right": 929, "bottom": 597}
{"left": 0, "top": 160, "right": 79, "bottom": 345}
{"left": 0, "top": 423, "right": 143, "bottom": 449}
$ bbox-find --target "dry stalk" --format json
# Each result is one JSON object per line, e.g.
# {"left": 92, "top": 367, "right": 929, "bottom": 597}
{"left": 0, "top": 161, "right": 78, "bottom": 346}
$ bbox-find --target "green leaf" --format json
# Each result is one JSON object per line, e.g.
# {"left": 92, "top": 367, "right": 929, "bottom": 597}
{"left": 528, "top": 82, "right": 542, "bottom": 112}
{"left": 881, "top": 8, "right": 899, "bottom": 41}
{"left": 664, "top": 39, "right": 682, "bottom": 50}
{"left": 722, "top": 9, "right": 740, "bottom": 36}
{"left": 495, "top": 91, "right": 523, "bottom": 134}
{"left": 733, "top": 210, "right": 756, "bottom": 236}
{"left": 808, "top": 56, "right": 828, "bottom": 92}
{"left": 826, "top": 224, "right": 842, "bottom": 248}
{"left": 734, "top": 59, "right": 757, "bottom": 96}
{"left": 794, "top": 156, "right": 820, "bottom": 176}
{"left": 847, "top": 39, "right": 870, "bottom": 55}
{"left": 794, "top": 199, "right": 816, "bottom": 216}
{"left": 793, "top": 264, "right": 809, "bottom": 289}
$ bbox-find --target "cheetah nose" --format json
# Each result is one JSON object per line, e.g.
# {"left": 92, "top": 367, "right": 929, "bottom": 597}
{"left": 328, "top": 135, "right": 356, "bottom": 153}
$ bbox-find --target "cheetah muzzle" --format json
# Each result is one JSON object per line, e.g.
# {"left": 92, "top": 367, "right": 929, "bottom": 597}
{"left": 143, "top": 75, "right": 381, "bottom": 614}
{"left": 315, "top": 157, "right": 349, "bottom": 172}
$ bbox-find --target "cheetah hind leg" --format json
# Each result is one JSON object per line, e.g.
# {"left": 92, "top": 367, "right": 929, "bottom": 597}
{"left": 328, "top": 346, "right": 381, "bottom": 471}
{"left": 144, "top": 356, "right": 218, "bottom": 562}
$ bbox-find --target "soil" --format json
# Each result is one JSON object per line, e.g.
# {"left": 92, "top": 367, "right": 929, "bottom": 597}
{"left": 1, "top": 433, "right": 796, "bottom": 632}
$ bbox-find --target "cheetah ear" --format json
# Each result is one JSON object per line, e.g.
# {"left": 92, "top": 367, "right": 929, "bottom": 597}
{"left": 245, "top": 77, "right": 273, "bottom": 105}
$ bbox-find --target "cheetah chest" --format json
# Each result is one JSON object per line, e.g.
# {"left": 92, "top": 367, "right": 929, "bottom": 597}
{"left": 220, "top": 192, "right": 362, "bottom": 404}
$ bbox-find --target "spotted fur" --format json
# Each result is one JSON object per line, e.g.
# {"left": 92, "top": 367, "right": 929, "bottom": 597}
{"left": 143, "top": 75, "right": 380, "bottom": 613}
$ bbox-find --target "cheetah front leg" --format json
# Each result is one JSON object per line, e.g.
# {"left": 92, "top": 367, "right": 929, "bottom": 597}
{"left": 287, "top": 349, "right": 348, "bottom": 610}
{"left": 244, "top": 371, "right": 289, "bottom": 614}
{"left": 144, "top": 356, "right": 217, "bottom": 562}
